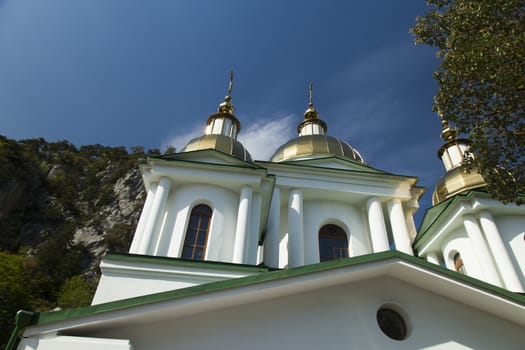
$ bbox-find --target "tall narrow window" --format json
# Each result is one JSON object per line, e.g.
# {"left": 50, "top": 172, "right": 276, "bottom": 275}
{"left": 182, "top": 204, "right": 212, "bottom": 260}
{"left": 453, "top": 252, "right": 466, "bottom": 274}
{"left": 319, "top": 224, "right": 349, "bottom": 262}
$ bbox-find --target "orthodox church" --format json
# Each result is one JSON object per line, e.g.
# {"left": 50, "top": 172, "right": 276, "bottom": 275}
{"left": 10, "top": 75, "right": 525, "bottom": 349}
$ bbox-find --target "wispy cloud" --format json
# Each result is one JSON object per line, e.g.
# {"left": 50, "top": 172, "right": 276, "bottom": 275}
{"left": 239, "top": 114, "right": 295, "bottom": 161}
{"left": 162, "top": 114, "right": 296, "bottom": 161}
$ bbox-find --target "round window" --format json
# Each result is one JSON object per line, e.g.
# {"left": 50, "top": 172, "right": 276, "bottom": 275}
{"left": 376, "top": 308, "right": 408, "bottom": 341}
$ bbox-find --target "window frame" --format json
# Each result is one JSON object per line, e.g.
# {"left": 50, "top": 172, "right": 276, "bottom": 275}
{"left": 181, "top": 204, "right": 212, "bottom": 261}
{"left": 453, "top": 252, "right": 466, "bottom": 274}
{"left": 318, "top": 224, "right": 349, "bottom": 262}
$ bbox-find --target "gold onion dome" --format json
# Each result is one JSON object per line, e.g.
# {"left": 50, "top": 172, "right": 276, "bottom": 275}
{"left": 181, "top": 71, "right": 253, "bottom": 162}
{"left": 432, "top": 116, "right": 485, "bottom": 205}
{"left": 270, "top": 83, "right": 364, "bottom": 163}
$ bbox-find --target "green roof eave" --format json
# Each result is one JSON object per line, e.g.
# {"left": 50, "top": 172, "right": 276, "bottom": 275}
{"left": 149, "top": 149, "right": 265, "bottom": 170}
{"left": 414, "top": 189, "right": 490, "bottom": 246}
{"left": 103, "top": 252, "right": 272, "bottom": 273}
{"left": 257, "top": 156, "right": 386, "bottom": 174}
{"left": 26, "top": 250, "right": 525, "bottom": 329}
{"left": 257, "top": 158, "right": 421, "bottom": 184}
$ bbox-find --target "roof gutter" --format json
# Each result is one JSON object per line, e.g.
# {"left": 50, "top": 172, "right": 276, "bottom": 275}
{"left": 5, "top": 310, "right": 37, "bottom": 350}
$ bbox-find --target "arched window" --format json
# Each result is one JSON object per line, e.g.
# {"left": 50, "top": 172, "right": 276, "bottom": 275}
{"left": 319, "top": 224, "right": 349, "bottom": 262}
{"left": 453, "top": 252, "right": 466, "bottom": 274}
{"left": 182, "top": 204, "right": 212, "bottom": 261}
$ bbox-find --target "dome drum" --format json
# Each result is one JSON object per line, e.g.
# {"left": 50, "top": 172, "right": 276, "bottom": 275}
{"left": 297, "top": 119, "right": 327, "bottom": 135}
{"left": 206, "top": 112, "right": 241, "bottom": 136}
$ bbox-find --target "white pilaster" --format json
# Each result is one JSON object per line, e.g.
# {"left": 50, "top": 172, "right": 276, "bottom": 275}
{"left": 288, "top": 189, "right": 304, "bottom": 267}
{"left": 129, "top": 185, "right": 157, "bottom": 253}
{"left": 138, "top": 177, "right": 171, "bottom": 255}
{"left": 233, "top": 186, "right": 253, "bottom": 264}
{"left": 479, "top": 210, "right": 524, "bottom": 292}
{"left": 463, "top": 214, "right": 501, "bottom": 286}
{"left": 264, "top": 187, "right": 281, "bottom": 268}
{"left": 366, "top": 197, "right": 389, "bottom": 253}
{"left": 426, "top": 252, "right": 440, "bottom": 265}
{"left": 246, "top": 192, "right": 262, "bottom": 265}
{"left": 387, "top": 199, "right": 413, "bottom": 255}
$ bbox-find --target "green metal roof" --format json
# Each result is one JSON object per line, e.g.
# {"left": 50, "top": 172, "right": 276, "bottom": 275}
{"left": 104, "top": 252, "right": 272, "bottom": 273}
{"left": 26, "top": 251, "right": 525, "bottom": 328}
{"left": 415, "top": 189, "right": 492, "bottom": 245}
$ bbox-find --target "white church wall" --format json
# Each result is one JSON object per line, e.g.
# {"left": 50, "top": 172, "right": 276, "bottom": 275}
{"left": 87, "top": 277, "right": 525, "bottom": 350}
{"left": 18, "top": 336, "right": 133, "bottom": 350}
{"left": 497, "top": 215, "right": 525, "bottom": 286}
{"left": 92, "top": 257, "right": 262, "bottom": 305}
{"left": 303, "top": 200, "right": 371, "bottom": 264}
{"left": 164, "top": 184, "right": 238, "bottom": 262}
{"left": 442, "top": 229, "right": 484, "bottom": 280}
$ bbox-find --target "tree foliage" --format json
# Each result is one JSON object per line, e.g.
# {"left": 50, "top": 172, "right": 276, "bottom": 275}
{"left": 411, "top": 0, "right": 525, "bottom": 203}
{"left": 0, "top": 135, "right": 151, "bottom": 346}
{"left": 57, "top": 275, "right": 97, "bottom": 309}
{"left": 0, "top": 252, "right": 31, "bottom": 349}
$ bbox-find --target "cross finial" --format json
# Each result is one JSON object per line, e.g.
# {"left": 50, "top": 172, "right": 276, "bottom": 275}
{"left": 308, "top": 82, "right": 313, "bottom": 107}
{"left": 227, "top": 70, "right": 234, "bottom": 98}
{"left": 438, "top": 112, "right": 457, "bottom": 142}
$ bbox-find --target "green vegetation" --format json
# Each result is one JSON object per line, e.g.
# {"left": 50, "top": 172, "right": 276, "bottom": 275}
{"left": 0, "top": 135, "right": 151, "bottom": 348}
{"left": 57, "top": 276, "right": 97, "bottom": 309}
{"left": 411, "top": 0, "right": 525, "bottom": 204}
{"left": 0, "top": 252, "right": 31, "bottom": 348}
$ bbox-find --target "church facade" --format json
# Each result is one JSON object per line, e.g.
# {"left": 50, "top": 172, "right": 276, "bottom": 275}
{"left": 11, "top": 77, "right": 525, "bottom": 350}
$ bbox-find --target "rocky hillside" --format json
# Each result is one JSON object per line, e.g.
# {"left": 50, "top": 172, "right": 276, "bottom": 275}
{"left": 0, "top": 135, "right": 160, "bottom": 346}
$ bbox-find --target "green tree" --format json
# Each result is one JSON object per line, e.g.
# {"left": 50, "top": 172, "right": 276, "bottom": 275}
{"left": 31, "top": 222, "right": 90, "bottom": 304}
{"left": 56, "top": 275, "right": 96, "bottom": 309}
{"left": 0, "top": 252, "right": 31, "bottom": 348}
{"left": 411, "top": 0, "right": 525, "bottom": 203}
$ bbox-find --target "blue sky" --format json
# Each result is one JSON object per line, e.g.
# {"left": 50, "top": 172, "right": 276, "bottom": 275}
{"left": 0, "top": 1, "right": 444, "bottom": 224}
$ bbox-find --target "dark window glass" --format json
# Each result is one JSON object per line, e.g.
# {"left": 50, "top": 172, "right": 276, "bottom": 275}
{"left": 318, "top": 224, "right": 349, "bottom": 262}
{"left": 190, "top": 216, "right": 199, "bottom": 228}
{"left": 182, "top": 204, "right": 212, "bottom": 260}
{"left": 377, "top": 308, "right": 408, "bottom": 340}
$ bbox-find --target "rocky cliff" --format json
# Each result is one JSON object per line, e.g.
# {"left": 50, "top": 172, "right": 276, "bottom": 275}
{"left": 0, "top": 136, "right": 159, "bottom": 341}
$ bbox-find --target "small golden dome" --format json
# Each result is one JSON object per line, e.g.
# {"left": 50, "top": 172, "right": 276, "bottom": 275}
{"left": 270, "top": 134, "right": 364, "bottom": 163}
{"left": 182, "top": 134, "right": 253, "bottom": 162}
{"left": 432, "top": 165, "right": 486, "bottom": 205}
{"left": 179, "top": 71, "right": 252, "bottom": 162}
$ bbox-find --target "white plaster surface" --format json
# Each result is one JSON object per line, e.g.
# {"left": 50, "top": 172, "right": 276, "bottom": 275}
{"left": 85, "top": 278, "right": 525, "bottom": 350}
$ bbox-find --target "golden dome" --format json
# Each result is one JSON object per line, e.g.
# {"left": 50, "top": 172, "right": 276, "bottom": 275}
{"left": 270, "top": 134, "right": 364, "bottom": 163}
{"left": 432, "top": 165, "right": 486, "bottom": 205}
{"left": 182, "top": 134, "right": 253, "bottom": 162}
{"left": 271, "top": 83, "right": 364, "bottom": 163}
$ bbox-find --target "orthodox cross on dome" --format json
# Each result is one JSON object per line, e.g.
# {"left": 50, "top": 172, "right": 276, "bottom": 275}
{"left": 438, "top": 113, "right": 457, "bottom": 142}
{"left": 308, "top": 82, "right": 314, "bottom": 108}
{"left": 298, "top": 81, "right": 327, "bottom": 135}
{"left": 227, "top": 70, "right": 234, "bottom": 98}
{"left": 304, "top": 81, "right": 320, "bottom": 120}
{"left": 218, "top": 70, "right": 235, "bottom": 114}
